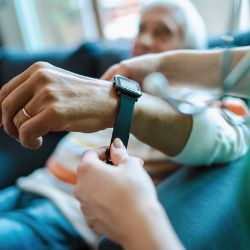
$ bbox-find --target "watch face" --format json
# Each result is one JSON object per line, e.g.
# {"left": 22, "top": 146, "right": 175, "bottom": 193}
{"left": 119, "top": 77, "right": 139, "bottom": 91}
{"left": 115, "top": 75, "right": 142, "bottom": 98}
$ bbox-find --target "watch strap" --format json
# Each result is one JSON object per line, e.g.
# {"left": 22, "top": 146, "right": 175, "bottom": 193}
{"left": 106, "top": 93, "right": 137, "bottom": 164}
{"left": 111, "top": 93, "right": 136, "bottom": 148}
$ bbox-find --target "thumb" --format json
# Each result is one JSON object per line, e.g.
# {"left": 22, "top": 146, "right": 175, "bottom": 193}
{"left": 110, "top": 138, "right": 128, "bottom": 166}
{"left": 101, "top": 64, "right": 118, "bottom": 81}
{"left": 101, "top": 63, "right": 130, "bottom": 81}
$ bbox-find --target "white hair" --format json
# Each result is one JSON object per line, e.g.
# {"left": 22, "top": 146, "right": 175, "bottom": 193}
{"left": 141, "top": 0, "right": 207, "bottom": 49}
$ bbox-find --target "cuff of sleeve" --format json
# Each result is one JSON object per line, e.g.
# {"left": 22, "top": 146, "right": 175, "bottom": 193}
{"left": 172, "top": 108, "right": 250, "bottom": 166}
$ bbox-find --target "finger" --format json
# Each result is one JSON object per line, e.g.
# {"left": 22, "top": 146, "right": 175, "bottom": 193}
{"left": 1, "top": 77, "right": 35, "bottom": 139}
{"left": 18, "top": 109, "right": 54, "bottom": 149}
{"left": 110, "top": 138, "right": 129, "bottom": 166}
{"left": 13, "top": 107, "right": 31, "bottom": 132}
{"left": 13, "top": 90, "right": 50, "bottom": 132}
{"left": 133, "top": 156, "right": 144, "bottom": 166}
{"left": 77, "top": 147, "right": 110, "bottom": 178}
{"left": 0, "top": 62, "right": 50, "bottom": 125}
{"left": 82, "top": 147, "right": 108, "bottom": 163}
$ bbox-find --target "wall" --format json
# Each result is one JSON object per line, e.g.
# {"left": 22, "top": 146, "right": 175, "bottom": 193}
{"left": 0, "top": 0, "right": 23, "bottom": 47}
{"left": 192, "top": 0, "right": 250, "bottom": 35}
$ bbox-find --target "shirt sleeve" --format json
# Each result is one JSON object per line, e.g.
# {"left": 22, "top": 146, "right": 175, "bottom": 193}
{"left": 172, "top": 108, "right": 250, "bottom": 166}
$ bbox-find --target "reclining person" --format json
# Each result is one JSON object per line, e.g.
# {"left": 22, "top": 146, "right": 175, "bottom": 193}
{"left": 0, "top": 47, "right": 249, "bottom": 250}
{"left": 74, "top": 46, "right": 250, "bottom": 250}
{"left": 0, "top": 0, "right": 248, "bottom": 249}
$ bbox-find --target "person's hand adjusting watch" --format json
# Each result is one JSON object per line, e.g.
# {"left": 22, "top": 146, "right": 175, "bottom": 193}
{"left": 106, "top": 75, "right": 142, "bottom": 164}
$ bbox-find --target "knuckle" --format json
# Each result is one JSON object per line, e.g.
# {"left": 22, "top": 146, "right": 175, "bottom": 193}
{"left": 19, "top": 137, "right": 33, "bottom": 149}
{"left": 81, "top": 158, "right": 92, "bottom": 170}
{"left": 41, "top": 86, "right": 57, "bottom": 100}
{"left": 32, "top": 61, "right": 51, "bottom": 71}
{"left": 127, "top": 156, "right": 144, "bottom": 167}
{"left": 2, "top": 121, "right": 18, "bottom": 140}
{"left": 3, "top": 122, "right": 13, "bottom": 134}
{"left": 13, "top": 115, "right": 22, "bottom": 129}
{"left": 19, "top": 125, "right": 31, "bottom": 142}
{"left": 119, "top": 61, "right": 128, "bottom": 71}
{"left": 2, "top": 98, "right": 10, "bottom": 113}
{"left": 0, "top": 84, "right": 8, "bottom": 97}
{"left": 134, "top": 156, "right": 144, "bottom": 166}
{"left": 34, "top": 68, "right": 51, "bottom": 82}
{"left": 111, "top": 64, "right": 119, "bottom": 71}
{"left": 46, "top": 103, "right": 62, "bottom": 119}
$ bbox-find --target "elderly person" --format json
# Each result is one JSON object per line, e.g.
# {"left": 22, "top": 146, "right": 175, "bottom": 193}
{"left": 0, "top": 1, "right": 248, "bottom": 250}
{"left": 76, "top": 47, "right": 250, "bottom": 250}
{"left": 1, "top": 47, "right": 249, "bottom": 250}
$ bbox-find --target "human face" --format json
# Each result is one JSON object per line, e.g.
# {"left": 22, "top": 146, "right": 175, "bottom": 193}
{"left": 132, "top": 6, "right": 184, "bottom": 56}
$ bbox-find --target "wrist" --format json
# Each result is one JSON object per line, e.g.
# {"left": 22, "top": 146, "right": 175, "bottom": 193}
{"left": 98, "top": 80, "right": 119, "bottom": 129}
{"left": 119, "top": 200, "right": 183, "bottom": 250}
{"left": 119, "top": 200, "right": 161, "bottom": 248}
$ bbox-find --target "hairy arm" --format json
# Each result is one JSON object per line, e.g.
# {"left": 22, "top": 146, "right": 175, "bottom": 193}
{"left": 132, "top": 93, "right": 192, "bottom": 156}
{"left": 158, "top": 47, "right": 249, "bottom": 95}
{"left": 102, "top": 47, "right": 249, "bottom": 97}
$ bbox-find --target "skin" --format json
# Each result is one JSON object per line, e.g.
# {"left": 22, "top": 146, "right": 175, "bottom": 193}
{"left": 132, "top": 6, "right": 184, "bottom": 56}
{"left": 0, "top": 5, "right": 191, "bottom": 153}
{"left": 75, "top": 138, "right": 184, "bottom": 250}
{"left": 0, "top": 6, "right": 247, "bottom": 249}
{"left": 0, "top": 6, "right": 188, "bottom": 248}
{"left": 0, "top": 61, "right": 192, "bottom": 156}
{"left": 74, "top": 47, "right": 249, "bottom": 248}
{"left": 102, "top": 47, "right": 250, "bottom": 96}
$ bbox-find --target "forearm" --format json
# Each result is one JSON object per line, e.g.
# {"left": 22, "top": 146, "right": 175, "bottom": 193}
{"left": 158, "top": 47, "right": 249, "bottom": 93}
{"left": 132, "top": 93, "right": 192, "bottom": 156}
{"left": 132, "top": 92, "right": 249, "bottom": 165}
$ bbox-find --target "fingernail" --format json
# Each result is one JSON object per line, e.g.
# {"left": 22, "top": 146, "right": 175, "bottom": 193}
{"left": 113, "top": 138, "right": 123, "bottom": 148}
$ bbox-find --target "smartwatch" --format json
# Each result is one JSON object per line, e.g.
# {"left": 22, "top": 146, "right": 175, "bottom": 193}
{"left": 106, "top": 75, "right": 142, "bottom": 163}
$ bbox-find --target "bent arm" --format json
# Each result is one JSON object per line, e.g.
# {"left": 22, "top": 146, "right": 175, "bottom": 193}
{"left": 132, "top": 93, "right": 250, "bottom": 164}
{"left": 158, "top": 47, "right": 249, "bottom": 96}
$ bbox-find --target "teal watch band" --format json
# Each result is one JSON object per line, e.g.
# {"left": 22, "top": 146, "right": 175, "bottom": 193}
{"left": 111, "top": 93, "right": 137, "bottom": 148}
{"left": 106, "top": 75, "right": 141, "bottom": 164}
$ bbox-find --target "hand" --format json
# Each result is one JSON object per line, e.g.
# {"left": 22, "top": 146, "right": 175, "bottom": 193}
{"left": 101, "top": 53, "right": 164, "bottom": 84}
{"left": 0, "top": 62, "right": 118, "bottom": 149}
{"left": 75, "top": 138, "right": 160, "bottom": 244}
{"left": 75, "top": 139, "right": 183, "bottom": 250}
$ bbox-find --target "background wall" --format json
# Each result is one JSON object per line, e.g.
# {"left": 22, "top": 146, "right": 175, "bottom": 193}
{"left": 0, "top": 0, "right": 249, "bottom": 51}
{"left": 0, "top": 0, "right": 23, "bottom": 47}
{"left": 192, "top": 0, "right": 249, "bottom": 35}
{"left": 192, "top": 0, "right": 233, "bottom": 35}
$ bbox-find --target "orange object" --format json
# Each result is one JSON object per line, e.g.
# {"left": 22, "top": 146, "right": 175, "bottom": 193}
{"left": 222, "top": 98, "right": 249, "bottom": 116}
{"left": 46, "top": 157, "right": 77, "bottom": 185}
